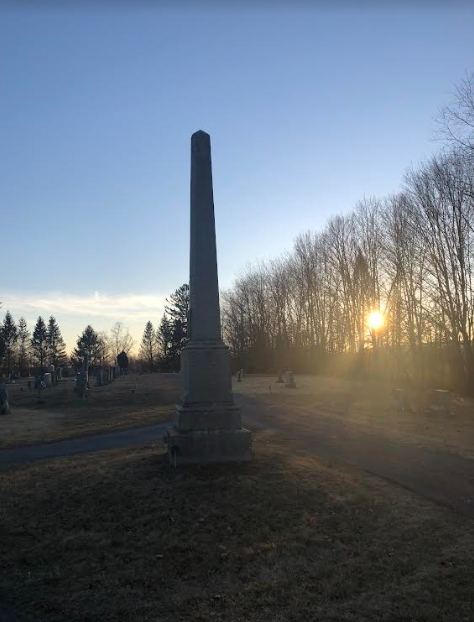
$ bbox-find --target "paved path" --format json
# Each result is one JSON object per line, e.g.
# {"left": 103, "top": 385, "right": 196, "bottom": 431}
{"left": 0, "top": 405, "right": 267, "bottom": 467}
{"left": 236, "top": 395, "right": 474, "bottom": 519}
{"left": 1, "top": 394, "right": 473, "bottom": 519}
{"left": 0, "top": 424, "right": 170, "bottom": 466}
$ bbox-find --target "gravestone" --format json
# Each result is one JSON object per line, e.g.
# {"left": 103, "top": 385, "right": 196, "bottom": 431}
{"left": 165, "top": 131, "right": 252, "bottom": 465}
{"left": 75, "top": 353, "right": 89, "bottom": 397}
{"left": 75, "top": 372, "right": 85, "bottom": 394}
{"left": 285, "top": 371, "right": 296, "bottom": 388}
{"left": 44, "top": 373, "right": 52, "bottom": 388}
{"left": 0, "top": 380, "right": 10, "bottom": 415}
{"left": 431, "top": 389, "right": 451, "bottom": 415}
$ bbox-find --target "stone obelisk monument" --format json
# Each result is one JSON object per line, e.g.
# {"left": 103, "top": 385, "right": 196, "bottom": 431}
{"left": 165, "top": 130, "right": 252, "bottom": 465}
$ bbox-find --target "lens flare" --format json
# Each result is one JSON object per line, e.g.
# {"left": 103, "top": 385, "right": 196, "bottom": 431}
{"left": 368, "top": 310, "right": 383, "bottom": 330}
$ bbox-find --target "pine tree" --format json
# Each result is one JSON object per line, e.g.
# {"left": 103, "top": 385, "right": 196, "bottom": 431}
{"left": 157, "top": 314, "right": 174, "bottom": 370}
{"left": 140, "top": 321, "right": 157, "bottom": 372}
{"left": 165, "top": 283, "right": 189, "bottom": 339}
{"left": 17, "top": 317, "right": 31, "bottom": 376}
{"left": 117, "top": 350, "right": 129, "bottom": 371}
{"left": 73, "top": 325, "right": 103, "bottom": 368}
{"left": 0, "top": 303, "right": 3, "bottom": 371}
{"left": 31, "top": 317, "right": 48, "bottom": 372}
{"left": 0, "top": 335, "right": 5, "bottom": 369}
{"left": 163, "top": 284, "right": 189, "bottom": 370}
{"left": 1, "top": 311, "right": 18, "bottom": 376}
{"left": 46, "top": 316, "right": 67, "bottom": 368}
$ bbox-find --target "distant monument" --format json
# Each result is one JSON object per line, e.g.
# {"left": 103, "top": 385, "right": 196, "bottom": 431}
{"left": 166, "top": 130, "right": 252, "bottom": 465}
{"left": 75, "top": 352, "right": 89, "bottom": 397}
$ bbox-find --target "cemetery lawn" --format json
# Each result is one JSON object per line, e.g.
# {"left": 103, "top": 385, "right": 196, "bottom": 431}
{"left": 233, "top": 374, "right": 474, "bottom": 459}
{"left": 1, "top": 433, "right": 473, "bottom": 622}
{"left": 0, "top": 374, "right": 180, "bottom": 449}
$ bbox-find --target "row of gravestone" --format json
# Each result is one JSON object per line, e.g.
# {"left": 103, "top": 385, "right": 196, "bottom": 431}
{"left": 235, "top": 369, "right": 297, "bottom": 389}
{"left": 95, "top": 366, "right": 117, "bottom": 387}
{"left": 75, "top": 361, "right": 123, "bottom": 398}
{"left": 394, "top": 388, "right": 452, "bottom": 415}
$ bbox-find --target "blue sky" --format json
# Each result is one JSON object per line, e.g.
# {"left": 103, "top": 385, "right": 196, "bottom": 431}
{"left": 1, "top": 2, "right": 473, "bottom": 350}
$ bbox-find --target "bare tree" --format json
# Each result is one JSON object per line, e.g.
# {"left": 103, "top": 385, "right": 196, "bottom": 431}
{"left": 222, "top": 145, "right": 474, "bottom": 392}
{"left": 437, "top": 72, "right": 474, "bottom": 156}
{"left": 110, "top": 321, "right": 135, "bottom": 359}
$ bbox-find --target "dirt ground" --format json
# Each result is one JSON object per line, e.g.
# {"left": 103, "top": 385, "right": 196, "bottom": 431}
{"left": 0, "top": 373, "right": 180, "bottom": 449}
{"left": 0, "top": 433, "right": 473, "bottom": 622}
{"left": 232, "top": 374, "right": 474, "bottom": 459}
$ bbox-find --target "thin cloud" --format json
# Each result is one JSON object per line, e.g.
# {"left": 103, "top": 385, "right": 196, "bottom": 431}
{"left": 0, "top": 291, "right": 167, "bottom": 321}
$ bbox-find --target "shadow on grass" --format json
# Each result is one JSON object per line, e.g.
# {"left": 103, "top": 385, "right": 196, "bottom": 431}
{"left": 0, "top": 438, "right": 473, "bottom": 621}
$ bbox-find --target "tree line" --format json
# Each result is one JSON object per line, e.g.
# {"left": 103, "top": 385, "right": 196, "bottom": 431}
{"left": 0, "top": 283, "right": 190, "bottom": 377}
{"left": 138, "top": 283, "right": 189, "bottom": 372}
{"left": 221, "top": 73, "right": 474, "bottom": 393}
{"left": 3, "top": 74, "right": 472, "bottom": 390}
{"left": 0, "top": 313, "right": 67, "bottom": 377}
{"left": 0, "top": 310, "right": 137, "bottom": 376}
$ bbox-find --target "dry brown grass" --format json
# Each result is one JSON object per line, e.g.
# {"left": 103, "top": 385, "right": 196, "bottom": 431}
{"left": 0, "top": 374, "right": 180, "bottom": 449}
{"left": 0, "top": 433, "right": 473, "bottom": 621}
{"left": 4, "top": 372, "right": 473, "bottom": 460}
{"left": 233, "top": 375, "right": 474, "bottom": 458}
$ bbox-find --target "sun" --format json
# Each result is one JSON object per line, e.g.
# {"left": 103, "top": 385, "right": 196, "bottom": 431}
{"left": 368, "top": 310, "right": 384, "bottom": 331}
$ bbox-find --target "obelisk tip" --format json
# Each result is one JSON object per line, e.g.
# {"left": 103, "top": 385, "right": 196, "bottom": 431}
{"left": 192, "top": 129, "right": 210, "bottom": 139}
{"left": 191, "top": 130, "right": 211, "bottom": 155}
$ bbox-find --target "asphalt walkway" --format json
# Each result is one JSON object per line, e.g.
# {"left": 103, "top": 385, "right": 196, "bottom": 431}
{"left": 1, "top": 394, "right": 473, "bottom": 519}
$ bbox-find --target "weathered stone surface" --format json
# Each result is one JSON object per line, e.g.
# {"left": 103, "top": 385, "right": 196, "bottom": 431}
{"left": 167, "top": 427, "right": 252, "bottom": 465}
{"left": 188, "top": 130, "right": 221, "bottom": 343}
{"left": 166, "top": 131, "right": 251, "bottom": 465}
{"left": 285, "top": 371, "right": 296, "bottom": 388}
{"left": 180, "top": 342, "right": 233, "bottom": 405}
{"left": 176, "top": 402, "right": 241, "bottom": 431}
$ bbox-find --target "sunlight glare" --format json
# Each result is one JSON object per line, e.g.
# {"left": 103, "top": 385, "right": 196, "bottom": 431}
{"left": 368, "top": 310, "right": 384, "bottom": 331}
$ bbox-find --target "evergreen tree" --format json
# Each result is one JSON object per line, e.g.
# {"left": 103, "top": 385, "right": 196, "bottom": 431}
{"left": 117, "top": 350, "right": 129, "bottom": 371}
{"left": 31, "top": 316, "right": 48, "bottom": 372}
{"left": 46, "top": 316, "right": 67, "bottom": 368}
{"left": 165, "top": 283, "right": 189, "bottom": 339}
{"left": 17, "top": 317, "right": 31, "bottom": 375}
{"left": 1, "top": 311, "right": 18, "bottom": 375}
{"left": 73, "top": 325, "right": 103, "bottom": 368}
{"left": 157, "top": 314, "right": 174, "bottom": 370}
{"left": 169, "top": 319, "right": 187, "bottom": 364}
{"left": 140, "top": 321, "right": 157, "bottom": 372}
{"left": 163, "top": 284, "right": 189, "bottom": 370}
{"left": 0, "top": 302, "right": 3, "bottom": 372}
{"left": 0, "top": 334, "right": 5, "bottom": 371}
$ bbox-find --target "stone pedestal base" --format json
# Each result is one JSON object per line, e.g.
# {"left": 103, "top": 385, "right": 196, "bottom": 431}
{"left": 165, "top": 425, "right": 252, "bottom": 466}
{"left": 176, "top": 402, "right": 242, "bottom": 431}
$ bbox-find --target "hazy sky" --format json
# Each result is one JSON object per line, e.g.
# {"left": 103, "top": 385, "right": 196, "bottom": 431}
{"left": 1, "top": 2, "right": 473, "bottom": 351}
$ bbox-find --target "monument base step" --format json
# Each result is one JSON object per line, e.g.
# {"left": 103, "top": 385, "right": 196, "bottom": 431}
{"left": 175, "top": 402, "right": 242, "bottom": 431}
{"left": 165, "top": 426, "right": 252, "bottom": 466}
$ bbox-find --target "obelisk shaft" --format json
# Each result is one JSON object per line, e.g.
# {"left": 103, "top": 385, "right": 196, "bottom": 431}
{"left": 189, "top": 131, "right": 221, "bottom": 342}
{"left": 165, "top": 130, "right": 251, "bottom": 464}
